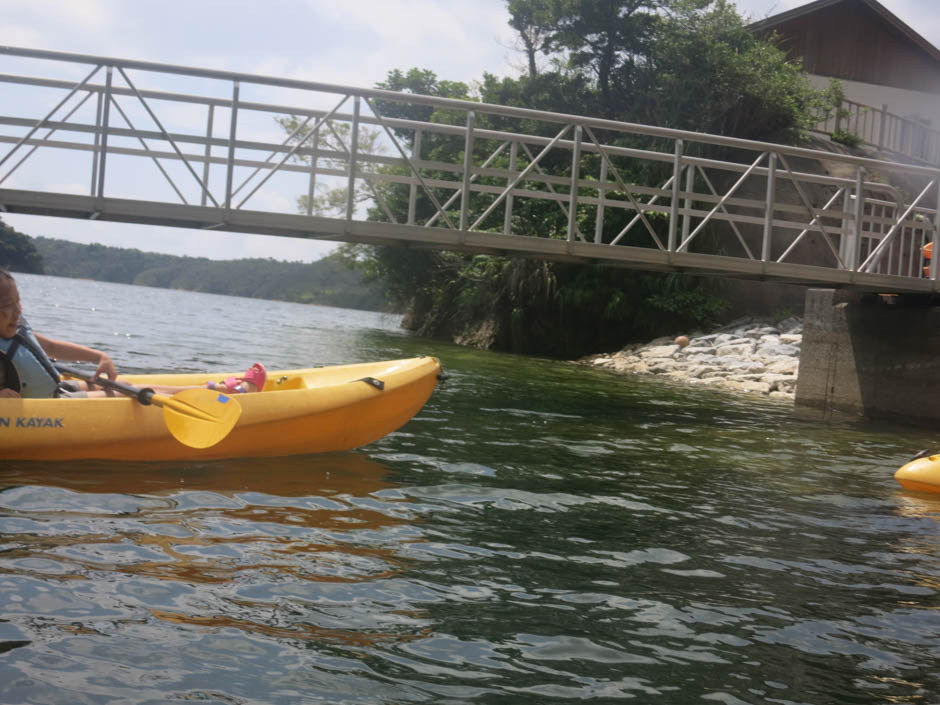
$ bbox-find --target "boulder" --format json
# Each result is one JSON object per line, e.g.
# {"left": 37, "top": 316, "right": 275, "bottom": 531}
{"left": 582, "top": 315, "right": 802, "bottom": 399}
{"left": 647, "top": 360, "right": 680, "bottom": 374}
{"left": 640, "top": 345, "right": 680, "bottom": 359}
{"left": 744, "top": 326, "right": 780, "bottom": 339}
{"left": 715, "top": 342, "right": 757, "bottom": 357}
{"left": 755, "top": 343, "right": 800, "bottom": 357}
{"left": 766, "top": 358, "right": 799, "bottom": 374}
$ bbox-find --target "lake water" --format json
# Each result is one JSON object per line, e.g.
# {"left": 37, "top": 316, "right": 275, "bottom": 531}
{"left": 1, "top": 273, "right": 939, "bottom": 704}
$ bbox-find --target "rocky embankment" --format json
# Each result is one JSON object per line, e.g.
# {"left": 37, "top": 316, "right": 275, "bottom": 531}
{"left": 582, "top": 316, "right": 803, "bottom": 400}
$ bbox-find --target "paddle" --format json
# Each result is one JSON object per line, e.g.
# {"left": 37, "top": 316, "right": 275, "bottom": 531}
{"left": 55, "top": 363, "right": 242, "bottom": 449}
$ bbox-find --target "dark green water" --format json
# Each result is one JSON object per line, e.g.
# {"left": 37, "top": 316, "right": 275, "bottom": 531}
{"left": 1, "top": 275, "right": 939, "bottom": 704}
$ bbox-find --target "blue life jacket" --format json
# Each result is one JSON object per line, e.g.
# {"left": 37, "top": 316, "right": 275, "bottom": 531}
{"left": 0, "top": 317, "right": 61, "bottom": 398}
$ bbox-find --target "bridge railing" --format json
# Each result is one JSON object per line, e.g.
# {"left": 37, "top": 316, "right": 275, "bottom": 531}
{"left": 2, "top": 46, "right": 940, "bottom": 293}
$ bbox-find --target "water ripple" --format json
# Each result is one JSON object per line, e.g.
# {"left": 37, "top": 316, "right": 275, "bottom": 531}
{"left": 2, "top": 275, "right": 939, "bottom": 703}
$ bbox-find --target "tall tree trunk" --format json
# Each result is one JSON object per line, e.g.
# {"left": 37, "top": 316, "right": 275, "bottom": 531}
{"left": 523, "top": 34, "right": 538, "bottom": 78}
{"left": 598, "top": 39, "right": 615, "bottom": 117}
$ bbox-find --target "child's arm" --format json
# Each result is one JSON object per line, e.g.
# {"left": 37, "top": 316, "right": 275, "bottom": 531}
{"left": 35, "top": 333, "right": 118, "bottom": 381}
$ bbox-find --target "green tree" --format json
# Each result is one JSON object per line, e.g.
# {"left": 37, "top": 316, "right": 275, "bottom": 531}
{"left": 334, "top": 69, "right": 480, "bottom": 313}
{"left": 508, "top": 0, "right": 672, "bottom": 117}
{"left": 0, "top": 218, "right": 44, "bottom": 273}
{"left": 507, "top": 0, "right": 819, "bottom": 141}
{"left": 375, "top": 68, "right": 472, "bottom": 134}
{"left": 279, "top": 0, "right": 827, "bottom": 356}
{"left": 273, "top": 115, "right": 389, "bottom": 218}
{"left": 507, "top": 0, "right": 560, "bottom": 78}
{"left": 634, "top": 0, "right": 820, "bottom": 142}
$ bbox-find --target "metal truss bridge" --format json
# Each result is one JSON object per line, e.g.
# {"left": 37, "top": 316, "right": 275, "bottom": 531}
{"left": 3, "top": 46, "right": 940, "bottom": 294}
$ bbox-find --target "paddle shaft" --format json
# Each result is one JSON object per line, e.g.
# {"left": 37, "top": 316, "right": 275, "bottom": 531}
{"left": 54, "top": 362, "right": 243, "bottom": 449}
{"left": 55, "top": 363, "right": 156, "bottom": 404}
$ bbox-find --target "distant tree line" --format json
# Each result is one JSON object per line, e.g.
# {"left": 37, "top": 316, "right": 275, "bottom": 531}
{"left": 0, "top": 224, "right": 392, "bottom": 312}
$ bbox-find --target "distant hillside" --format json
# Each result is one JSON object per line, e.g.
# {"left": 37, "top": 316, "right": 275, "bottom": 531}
{"left": 30, "top": 236, "right": 393, "bottom": 312}
{"left": 0, "top": 217, "right": 44, "bottom": 274}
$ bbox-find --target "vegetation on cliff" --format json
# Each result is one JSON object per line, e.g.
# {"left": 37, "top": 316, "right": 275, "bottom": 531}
{"left": 282, "top": 0, "right": 830, "bottom": 357}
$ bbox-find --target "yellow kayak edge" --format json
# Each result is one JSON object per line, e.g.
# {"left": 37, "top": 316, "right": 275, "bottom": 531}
{"left": 894, "top": 453, "right": 940, "bottom": 495}
{"left": 1, "top": 356, "right": 441, "bottom": 461}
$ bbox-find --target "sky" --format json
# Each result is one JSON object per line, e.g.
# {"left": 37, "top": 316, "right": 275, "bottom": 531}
{"left": 2, "top": 0, "right": 939, "bottom": 263}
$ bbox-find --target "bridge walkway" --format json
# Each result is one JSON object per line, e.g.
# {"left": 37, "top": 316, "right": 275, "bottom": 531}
{"left": 2, "top": 46, "right": 940, "bottom": 295}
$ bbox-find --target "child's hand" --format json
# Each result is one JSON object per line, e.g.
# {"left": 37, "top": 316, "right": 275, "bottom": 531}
{"left": 95, "top": 354, "right": 117, "bottom": 381}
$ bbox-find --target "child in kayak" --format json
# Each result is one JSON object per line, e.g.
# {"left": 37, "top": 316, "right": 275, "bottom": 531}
{"left": 0, "top": 269, "right": 116, "bottom": 398}
{"left": 0, "top": 269, "right": 265, "bottom": 398}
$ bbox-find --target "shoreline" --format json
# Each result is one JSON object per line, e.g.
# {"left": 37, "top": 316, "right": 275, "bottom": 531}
{"left": 580, "top": 316, "right": 802, "bottom": 400}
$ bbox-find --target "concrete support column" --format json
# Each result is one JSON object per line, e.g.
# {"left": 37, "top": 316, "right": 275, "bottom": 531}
{"left": 796, "top": 288, "right": 940, "bottom": 426}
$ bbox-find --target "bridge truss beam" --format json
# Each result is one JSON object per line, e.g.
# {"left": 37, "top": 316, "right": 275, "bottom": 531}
{"left": 2, "top": 46, "right": 940, "bottom": 295}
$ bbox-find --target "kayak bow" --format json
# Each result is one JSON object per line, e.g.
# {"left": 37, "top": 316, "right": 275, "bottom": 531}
{"left": 895, "top": 452, "right": 940, "bottom": 495}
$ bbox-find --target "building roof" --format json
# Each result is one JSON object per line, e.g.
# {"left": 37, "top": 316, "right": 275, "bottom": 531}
{"left": 749, "top": 0, "right": 940, "bottom": 66}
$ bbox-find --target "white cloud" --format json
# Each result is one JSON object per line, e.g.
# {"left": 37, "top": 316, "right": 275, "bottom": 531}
{"left": 311, "top": 0, "right": 516, "bottom": 83}
{"left": 889, "top": 0, "right": 940, "bottom": 48}
{"left": 731, "top": 0, "right": 801, "bottom": 21}
{"left": 4, "top": 22, "right": 45, "bottom": 48}
{"left": 0, "top": 0, "right": 113, "bottom": 31}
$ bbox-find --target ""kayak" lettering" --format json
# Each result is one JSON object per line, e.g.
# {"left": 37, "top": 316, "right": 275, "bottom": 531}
{"left": 1, "top": 417, "right": 65, "bottom": 428}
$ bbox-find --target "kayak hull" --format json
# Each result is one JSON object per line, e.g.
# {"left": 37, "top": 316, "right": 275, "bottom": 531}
{"left": 1, "top": 357, "right": 441, "bottom": 461}
{"left": 895, "top": 454, "right": 940, "bottom": 495}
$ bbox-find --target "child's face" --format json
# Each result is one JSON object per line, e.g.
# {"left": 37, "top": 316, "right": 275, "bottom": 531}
{"left": 0, "top": 279, "right": 22, "bottom": 338}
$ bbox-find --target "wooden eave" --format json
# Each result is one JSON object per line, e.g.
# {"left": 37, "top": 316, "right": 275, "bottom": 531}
{"left": 749, "top": 0, "right": 940, "bottom": 67}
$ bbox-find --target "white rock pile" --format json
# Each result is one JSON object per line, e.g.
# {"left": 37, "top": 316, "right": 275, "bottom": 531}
{"left": 582, "top": 316, "right": 803, "bottom": 400}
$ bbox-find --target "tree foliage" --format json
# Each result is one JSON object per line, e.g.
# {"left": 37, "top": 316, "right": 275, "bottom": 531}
{"left": 274, "top": 115, "right": 388, "bottom": 218}
{"left": 278, "top": 0, "right": 826, "bottom": 356}
{"left": 634, "top": 0, "right": 821, "bottom": 141}
{"left": 544, "top": 0, "right": 666, "bottom": 117}
{"left": 0, "top": 217, "right": 44, "bottom": 273}
{"left": 375, "top": 68, "right": 472, "bottom": 133}
{"left": 507, "top": 0, "right": 820, "bottom": 140}
{"left": 507, "top": 0, "right": 558, "bottom": 78}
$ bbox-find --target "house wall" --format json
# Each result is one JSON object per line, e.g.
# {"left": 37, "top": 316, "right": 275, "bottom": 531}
{"left": 807, "top": 74, "right": 940, "bottom": 128}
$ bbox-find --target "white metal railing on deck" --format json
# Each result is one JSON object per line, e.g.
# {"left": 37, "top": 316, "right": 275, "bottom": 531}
{"left": 2, "top": 46, "right": 940, "bottom": 295}
{"left": 816, "top": 97, "right": 940, "bottom": 167}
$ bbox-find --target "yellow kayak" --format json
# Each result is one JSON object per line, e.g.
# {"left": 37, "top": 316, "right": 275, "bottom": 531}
{"left": 1, "top": 357, "right": 441, "bottom": 461}
{"left": 895, "top": 453, "right": 940, "bottom": 495}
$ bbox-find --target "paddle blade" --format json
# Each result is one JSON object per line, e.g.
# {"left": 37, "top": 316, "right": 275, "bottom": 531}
{"left": 157, "top": 389, "right": 242, "bottom": 449}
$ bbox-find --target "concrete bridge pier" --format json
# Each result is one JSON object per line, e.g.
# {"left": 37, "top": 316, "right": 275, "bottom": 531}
{"left": 796, "top": 289, "right": 940, "bottom": 426}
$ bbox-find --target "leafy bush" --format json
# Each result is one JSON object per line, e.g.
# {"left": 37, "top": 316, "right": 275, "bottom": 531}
{"left": 831, "top": 129, "right": 863, "bottom": 148}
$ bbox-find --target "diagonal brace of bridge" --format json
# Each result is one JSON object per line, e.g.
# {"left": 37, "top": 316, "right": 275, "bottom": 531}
{"left": 2, "top": 46, "right": 940, "bottom": 295}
